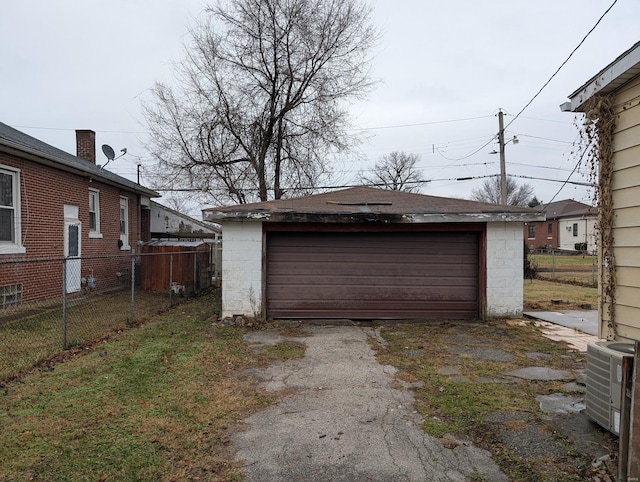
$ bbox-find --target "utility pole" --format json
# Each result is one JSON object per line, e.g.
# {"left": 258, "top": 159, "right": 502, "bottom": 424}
{"left": 498, "top": 109, "right": 507, "bottom": 205}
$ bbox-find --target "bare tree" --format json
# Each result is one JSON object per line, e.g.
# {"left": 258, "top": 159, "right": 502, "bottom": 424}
{"left": 470, "top": 176, "right": 535, "bottom": 206}
{"left": 143, "top": 0, "right": 378, "bottom": 205}
{"left": 358, "top": 151, "right": 426, "bottom": 192}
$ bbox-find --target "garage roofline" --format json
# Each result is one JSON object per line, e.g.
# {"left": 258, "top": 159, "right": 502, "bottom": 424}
{"left": 202, "top": 186, "right": 545, "bottom": 224}
{"left": 205, "top": 211, "right": 544, "bottom": 224}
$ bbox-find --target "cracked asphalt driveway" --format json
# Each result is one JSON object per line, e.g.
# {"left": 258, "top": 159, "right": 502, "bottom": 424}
{"left": 235, "top": 324, "right": 507, "bottom": 481}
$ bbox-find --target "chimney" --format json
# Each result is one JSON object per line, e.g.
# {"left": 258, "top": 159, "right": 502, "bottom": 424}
{"left": 75, "top": 129, "right": 96, "bottom": 164}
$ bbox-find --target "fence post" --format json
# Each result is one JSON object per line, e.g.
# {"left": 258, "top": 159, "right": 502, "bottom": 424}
{"left": 130, "top": 255, "right": 135, "bottom": 323}
{"left": 552, "top": 250, "right": 556, "bottom": 277}
{"left": 169, "top": 254, "right": 174, "bottom": 306}
{"left": 61, "top": 258, "right": 67, "bottom": 349}
{"left": 193, "top": 251, "right": 198, "bottom": 295}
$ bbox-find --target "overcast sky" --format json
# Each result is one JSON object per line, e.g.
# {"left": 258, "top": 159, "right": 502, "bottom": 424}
{"left": 1, "top": 0, "right": 637, "bottom": 215}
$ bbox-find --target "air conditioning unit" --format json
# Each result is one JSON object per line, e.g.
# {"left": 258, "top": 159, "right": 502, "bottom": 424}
{"left": 585, "top": 341, "right": 635, "bottom": 435}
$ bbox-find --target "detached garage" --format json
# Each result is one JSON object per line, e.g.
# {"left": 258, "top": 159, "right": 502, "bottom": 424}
{"left": 202, "top": 186, "right": 544, "bottom": 321}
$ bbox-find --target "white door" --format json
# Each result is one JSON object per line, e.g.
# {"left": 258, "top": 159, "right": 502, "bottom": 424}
{"left": 119, "top": 197, "right": 129, "bottom": 249}
{"left": 64, "top": 220, "right": 81, "bottom": 293}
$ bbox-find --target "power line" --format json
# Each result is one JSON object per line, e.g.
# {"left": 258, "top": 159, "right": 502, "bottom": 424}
{"left": 504, "top": 0, "right": 619, "bottom": 131}
{"left": 434, "top": 136, "right": 498, "bottom": 161}
{"left": 153, "top": 174, "right": 499, "bottom": 193}
{"left": 349, "top": 115, "right": 494, "bottom": 132}
{"left": 515, "top": 134, "right": 573, "bottom": 144}
{"left": 539, "top": 139, "right": 595, "bottom": 206}
{"left": 10, "top": 124, "right": 147, "bottom": 134}
{"left": 510, "top": 174, "right": 593, "bottom": 187}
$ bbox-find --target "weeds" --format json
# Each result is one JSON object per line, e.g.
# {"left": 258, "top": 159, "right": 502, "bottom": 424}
{"left": 0, "top": 289, "right": 303, "bottom": 481}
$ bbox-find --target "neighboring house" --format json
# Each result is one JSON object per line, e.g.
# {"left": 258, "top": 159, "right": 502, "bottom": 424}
{"left": 149, "top": 201, "right": 222, "bottom": 279}
{"left": 524, "top": 199, "right": 597, "bottom": 252}
{"left": 0, "top": 122, "right": 159, "bottom": 305}
{"left": 203, "top": 186, "right": 544, "bottom": 321}
{"left": 150, "top": 200, "right": 221, "bottom": 241}
{"left": 564, "top": 40, "right": 640, "bottom": 342}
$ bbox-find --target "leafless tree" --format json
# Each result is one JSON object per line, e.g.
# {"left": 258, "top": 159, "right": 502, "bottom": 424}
{"left": 470, "top": 176, "right": 535, "bottom": 206}
{"left": 143, "top": 0, "right": 378, "bottom": 205}
{"left": 358, "top": 151, "right": 426, "bottom": 192}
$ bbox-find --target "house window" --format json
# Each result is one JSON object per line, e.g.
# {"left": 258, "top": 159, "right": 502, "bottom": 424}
{"left": 119, "top": 197, "right": 129, "bottom": 250}
{"left": 0, "top": 166, "right": 25, "bottom": 254}
{"left": 528, "top": 225, "right": 535, "bottom": 239}
{"left": 88, "top": 189, "right": 102, "bottom": 238}
{"left": 548, "top": 223, "right": 553, "bottom": 234}
{"left": 573, "top": 223, "right": 578, "bottom": 237}
{"left": 0, "top": 283, "right": 22, "bottom": 308}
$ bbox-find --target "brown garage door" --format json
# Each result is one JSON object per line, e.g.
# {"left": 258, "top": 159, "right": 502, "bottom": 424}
{"left": 266, "top": 230, "right": 479, "bottom": 319}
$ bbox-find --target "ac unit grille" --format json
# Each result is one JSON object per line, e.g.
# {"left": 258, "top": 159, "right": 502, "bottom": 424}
{"left": 585, "top": 345, "right": 613, "bottom": 430}
{"left": 585, "top": 341, "right": 634, "bottom": 435}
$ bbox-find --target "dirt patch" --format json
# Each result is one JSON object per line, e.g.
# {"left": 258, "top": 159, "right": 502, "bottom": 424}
{"left": 370, "top": 319, "right": 618, "bottom": 481}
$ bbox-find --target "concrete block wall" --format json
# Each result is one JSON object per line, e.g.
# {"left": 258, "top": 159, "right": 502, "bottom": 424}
{"left": 221, "top": 222, "right": 263, "bottom": 319}
{"left": 486, "top": 222, "right": 524, "bottom": 318}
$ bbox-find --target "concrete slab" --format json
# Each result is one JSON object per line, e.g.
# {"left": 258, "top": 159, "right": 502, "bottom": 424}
{"left": 523, "top": 310, "right": 598, "bottom": 336}
{"left": 504, "top": 366, "right": 574, "bottom": 381}
{"left": 535, "top": 393, "right": 585, "bottom": 414}
{"left": 511, "top": 319, "right": 599, "bottom": 352}
{"left": 235, "top": 325, "right": 507, "bottom": 481}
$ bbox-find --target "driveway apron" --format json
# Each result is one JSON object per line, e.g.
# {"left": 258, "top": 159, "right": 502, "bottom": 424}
{"left": 235, "top": 325, "right": 506, "bottom": 482}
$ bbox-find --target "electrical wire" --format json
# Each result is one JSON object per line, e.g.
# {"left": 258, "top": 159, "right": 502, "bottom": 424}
{"left": 153, "top": 174, "right": 500, "bottom": 193}
{"left": 10, "top": 125, "right": 147, "bottom": 134}
{"left": 348, "top": 115, "right": 494, "bottom": 132}
{"left": 434, "top": 136, "right": 498, "bottom": 161}
{"left": 538, "top": 140, "right": 594, "bottom": 206}
{"left": 504, "top": 0, "right": 619, "bottom": 131}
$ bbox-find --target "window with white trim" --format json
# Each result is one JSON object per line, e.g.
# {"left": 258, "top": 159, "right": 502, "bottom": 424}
{"left": 88, "top": 188, "right": 102, "bottom": 238}
{"left": 0, "top": 166, "right": 25, "bottom": 254}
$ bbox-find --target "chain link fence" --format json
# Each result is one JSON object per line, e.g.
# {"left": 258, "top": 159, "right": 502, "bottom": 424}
{"left": 528, "top": 250, "right": 597, "bottom": 287}
{"left": 0, "top": 249, "right": 215, "bottom": 382}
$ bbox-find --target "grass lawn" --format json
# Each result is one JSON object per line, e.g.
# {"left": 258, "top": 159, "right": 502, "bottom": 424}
{"left": 528, "top": 253, "right": 597, "bottom": 286}
{"left": 0, "top": 289, "right": 302, "bottom": 481}
{"left": 523, "top": 278, "right": 597, "bottom": 311}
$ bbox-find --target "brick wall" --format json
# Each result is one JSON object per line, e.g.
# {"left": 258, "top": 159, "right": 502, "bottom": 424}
{"left": 0, "top": 151, "right": 143, "bottom": 303}
{"left": 524, "top": 220, "right": 558, "bottom": 250}
{"left": 75, "top": 130, "right": 96, "bottom": 164}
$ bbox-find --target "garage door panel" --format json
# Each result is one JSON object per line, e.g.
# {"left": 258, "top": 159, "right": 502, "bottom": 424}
{"left": 269, "top": 284, "right": 478, "bottom": 301}
{"left": 266, "top": 231, "right": 480, "bottom": 319}
{"left": 268, "top": 264, "right": 477, "bottom": 278}
{"left": 272, "top": 300, "right": 479, "bottom": 320}
{"left": 268, "top": 275, "right": 478, "bottom": 288}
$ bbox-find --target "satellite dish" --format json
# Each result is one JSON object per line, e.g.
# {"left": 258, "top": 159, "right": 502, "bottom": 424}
{"left": 102, "top": 144, "right": 116, "bottom": 161}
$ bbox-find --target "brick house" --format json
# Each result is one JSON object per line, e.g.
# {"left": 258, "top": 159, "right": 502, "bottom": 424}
{"left": 524, "top": 199, "right": 597, "bottom": 252}
{"left": 0, "top": 122, "right": 159, "bottom": 306}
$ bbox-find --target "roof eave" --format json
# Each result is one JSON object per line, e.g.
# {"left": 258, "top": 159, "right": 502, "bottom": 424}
{"left": 566, "top": 41, "right": 640, "bottom": 112}
{"left": 0, "top": 138, "right": 160, "bottom": 198}
{"left": 204, "top": 210, "right": 546, "bottom": 224}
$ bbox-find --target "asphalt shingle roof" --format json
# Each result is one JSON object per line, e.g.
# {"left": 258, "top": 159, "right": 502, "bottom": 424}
{"left": 203, "top": 186, "right": 545, "bottom": 223}
{"left": 538, "top": 199, "right": 596, "bottom": 219}
{"left": 0, "top": 121, "right": 158, "bottom": 198}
